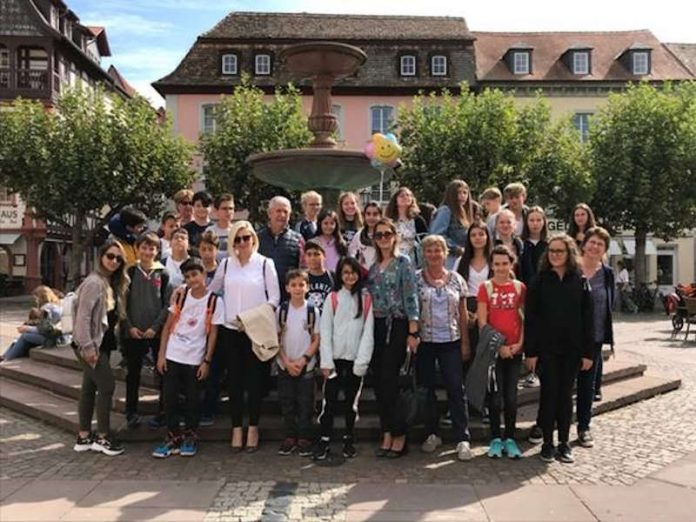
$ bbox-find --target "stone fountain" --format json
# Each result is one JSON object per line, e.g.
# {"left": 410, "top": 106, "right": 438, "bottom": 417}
{"left": 247, "top": 42, "right": 384, "bottom": 205}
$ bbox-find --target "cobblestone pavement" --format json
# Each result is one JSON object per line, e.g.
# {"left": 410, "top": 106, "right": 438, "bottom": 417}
{"left": 2, "top": 308, "right": 696, "bottom": 521}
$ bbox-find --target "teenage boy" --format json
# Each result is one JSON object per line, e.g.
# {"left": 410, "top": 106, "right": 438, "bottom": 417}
{"left": 108, "top": 207, "right": 148, "bottom": 267}
{"left": 304, "top": 240, "right": 334, "bottom": 312}
{"left": 207, "top": 193, "right": 235, "bottom": 259}
{"left": 162, "top": 228, "right": 190, "bottom": 288}
{"left": 123, "top": 231, "right": 172, "bottom": 429}
{"left": 480, "top": 187, "right": 503, "bottom": 239}
{"left": 502, "top": 183, "right": 529, "bottom": 237}
{"left": 199, "top": 230, "right": 219, "bottom": 286}
{"left": 153, "top": 258, "right": 224, "bottom": 458}
{"left": 295, "top": 191, "right": 322, "bottom": 241}
{"left": 277, "top": 269, "right": 320, "bottom": 457}
{"left": 184, "top": 190, "right": 213, "bottom": 254}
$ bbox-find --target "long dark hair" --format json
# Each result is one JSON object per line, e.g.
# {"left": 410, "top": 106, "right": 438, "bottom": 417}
{"left": 385, "top": 187, "right": 420, "bottom": 220}
{"left": 315, "top": 209, "right": 348, "bottom": 256}
{"left": 522, "top": 205, "right": 548, "bottom": 242}
{"left": 335, "top": 256, "right": 366, "bottom": 319}
{"left": 457, "top": 220, "right": 492, "bottom": 281}
{"left": 96, "top": 238, "right": 129, "bottom": 320}
{"left": 567, "top": 203, "right": 597, "bottom": 239}
{"left": 359, "top": 201, "right": 382, "bottom": 247}
{"left": 442, "top": 179, "right": 478, "bottom": 227}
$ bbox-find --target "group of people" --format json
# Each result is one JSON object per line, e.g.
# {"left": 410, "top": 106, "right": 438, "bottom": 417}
{"left": 24, "top": 180, "right": 614, "bottom": 466}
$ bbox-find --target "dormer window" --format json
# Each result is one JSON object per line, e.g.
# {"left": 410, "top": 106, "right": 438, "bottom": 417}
{"left": 513, "top": 52, "right": 530, "bottom": 74}
{"left": 255, "top": 54, "right": 271, "bottom": 75}
{"left": 573, "top": 52, "right": 590, "bottom": 75}
{"left": 221, "top": 53, "right": 238, "bottom": 75}
{"left": 431, "top": 55, "right": 447, "bottom": 76}
{"left": 632, "top": 51, "right": 650, "bottom": 75}
{"left": 400, "top": 55, "right": 416, "bottom": 76}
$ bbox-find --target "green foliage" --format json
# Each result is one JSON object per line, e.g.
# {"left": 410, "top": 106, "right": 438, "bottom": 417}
{"left": 396, "top": 87, "right": 592, "bottom": 217}
{"left": 0, "top": 86, "right": 195, "bottom": 285}
{"left": 200, "top": 80, "right": 312, "bottom": 222}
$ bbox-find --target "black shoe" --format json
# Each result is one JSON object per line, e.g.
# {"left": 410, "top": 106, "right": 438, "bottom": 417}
{"left": 593, "top": 391, "right": 602, "bottom": 402}
{"left": 297, "top": 439, "right": 314, "bottom": 457}
{"left": 73, "top": 432, "right": 94, "bottom": 453}
{"left": 528, "top": 425, "right": 543, "bottom": 445}
{"left": 92, "top": 435, "right": 125, "bottom": 456}
{"left": 556, "top": 443, "right": 574, "bottom": 463}
{"left": 313, "top": 438, "right": 330, "bottom": 461}
{"left": 577, "top": 429, "right": 595, "bottom": 448}
{"left": 539, "top": 443, "right": 555, "bottom": 463}
{"left": 278, "top": 437, "right": 297, "bottom": 456}
{"left": 147, "top": 414, "right": 166, "bottom": 430}
{"left": 126, "top": 413, "right": 141, "bottom": 429}
{"left": 386, "top": 442, "right": 408, "bottom": 459}
{"left": 342, "top": 436, "right": 357, "bottom": 458}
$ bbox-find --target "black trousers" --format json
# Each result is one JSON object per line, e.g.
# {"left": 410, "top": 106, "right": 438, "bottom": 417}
{"left": 163, "top": 359, "right": 203, "bottom": 432}
{"left": 278, "top": 369, "right": 315, "bottom": 439}
{"left": 319, "top": 359, "right": 363, "bottom": 440}
{"left": 123, "top": 338, "right": 162, "bottom": 417}
{"left": 487, "top": 356, "right": 522, "bottom": 440}
{"left": 220, "top": 327, "right": 269, "bottom": 427}
{"left": 371, "top": 317, "right": 409, "bottom": 435}
{"left": 539, "top": 351, "right": 581, "bottom": 444}
{"left": 416, "top": 340, "right": 471, "bottom": 443}
{"left": 576, "top": 344, "right": 603, "bottom": 431}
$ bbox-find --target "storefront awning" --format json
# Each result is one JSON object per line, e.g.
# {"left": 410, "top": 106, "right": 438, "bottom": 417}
{"left": 609, "top": 238, "right": 657, "bottom": 257}
{"left": 0, "top": 233, "right": 20, "bottom": 245}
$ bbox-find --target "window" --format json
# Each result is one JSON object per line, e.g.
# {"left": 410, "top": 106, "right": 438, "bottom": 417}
{"left": 513, "top": 52, "right": 530, "bottom": 74}
{"left": 201, "top": 104, "right": 218, "bottom": 134}
{"left": 50, "top": 5, "right": 60, "bottom": 30}
{"left": 431, "top": 55, "right": 447, "bottom": 76}
{"left": 573, "top": 113, "right": 592, "bottom": 143}
{"left": 331, "top": 104, "right": 343, "bottom": 141}
{"left": 400, "top": 55, "right": 416, "bottom": 76}
{"left": 255, "top": 54, "right": 271, "bottom": 75}
{"left": 221, "top": 54, "right": 237, "bottom": 75}
{"left": 17, "top": 47, "right": 48, "bottom": 70}
{"left": 0, "top": 45, "right": 9, "bottom": 68}
{"left": 632, "top": 52, "right": 649, "bottom": 75}
{"left": 0, "top": 186, "right": 12, "bottom": 204}
{"left": 573, "top": 52, "right": 589, "bottom": 75}
{"left": 64, "top": 21, "right": 73, "bottom": 40}
{"left": 370, "top": 106, "right": 394, "bottom": 134}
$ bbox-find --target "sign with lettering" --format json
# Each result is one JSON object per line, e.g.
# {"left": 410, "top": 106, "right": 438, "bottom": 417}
{"left": 0, "top": 205, "right": 23, "bottom": 228}
{"left": 547, "top": 218, "right": 568, "bottom": 233}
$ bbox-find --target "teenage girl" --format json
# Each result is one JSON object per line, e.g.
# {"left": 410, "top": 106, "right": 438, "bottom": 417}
{"left": 348, "top": 201, "right": 382, "bottom": 271}
{"left": 568, "top": 203, "right": 597, "bottom": 248}
{"left": 313, "top": 209, "right": 348, "bottom": 273}
{"left": 338, "top": 192, "right": 364, "bottom": 244}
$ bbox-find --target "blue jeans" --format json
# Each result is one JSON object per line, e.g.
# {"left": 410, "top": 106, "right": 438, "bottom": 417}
{"left": 3, "top": 332, "right": 46, "bottom": 360}
{"left": 576, "top": 344, "right": 603, "bottom": 432}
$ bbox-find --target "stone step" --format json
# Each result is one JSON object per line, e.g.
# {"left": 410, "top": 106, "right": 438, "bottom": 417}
{"left": 0, "top": 367, "right": 680, "bottom": 442}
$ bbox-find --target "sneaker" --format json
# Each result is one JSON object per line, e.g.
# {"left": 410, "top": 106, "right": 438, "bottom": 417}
{"left": 504, "top": 439, "right": 522, "bottom": 459}
{"left": 342, "top": 436, "right": 357, "bottom": 459}
{"left": 180, "top": 433, "right": 199, "bottom": 457}
{"left": 152, "top": 434, "right": 180, "bottom": 459}
{"left": 73, "top": 432, "right": 94, "bottom": 453}
{"left": 556, "top": 443, "right": 574, "bottom": 463}
{"left": 313, "top": 438, "right": 331, "bottom": 461}
{"left": 487, "top": 438, "right": 504, "bottom": 459}
{"left": 456, "top": 441, "right": 473, "bottom": 461}
{"left": 539, "top": 443, "right": 555, "bottom": 463}
{"left": 126, "top": 413, "right": 141, "bottom": 430}
{"left": 199, "top": 415, "right": 214, "bottom": 427}
{"left": 92, "top": 435, "right": 125, "bottom": 456}
{"left": 577, "top": 430, "right": 594, "bottom": 448}
{"left": 297, "top": 438, "right": 314, "bottom": 457}
{"left": 278, "top": 437, "right": 297, "bottom": 456}
{"left": 528, "top": 425, "right": 543, "bottom": 445}
{"left": 522, "top": 373, "right": 540, "bottom": 388}
{"left": 593, "top": 391, "right": 603, "bottom": 402}
{"left": 439, "top": 411, "right": 453, "bottom": 427}
{"left": 421, "top": 434, "right": 443, "bottom": 453}
{"left": 147, "top": 414, "right": 166, "bottom": 430}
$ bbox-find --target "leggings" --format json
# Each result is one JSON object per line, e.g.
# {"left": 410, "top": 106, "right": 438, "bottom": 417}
{"left": 539, "top": 351, "right": 581, "bottom": 444}
{"left": 318, "top": 359, "right": 363, "bottom": 440}
{"left": 76, "top": 349, "right": 115, "bottom": 435}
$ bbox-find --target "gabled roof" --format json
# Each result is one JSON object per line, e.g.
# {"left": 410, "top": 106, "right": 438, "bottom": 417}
{"left": 202, "top": 11, "right": 474, "bottom": 41}
{"left": 665, "top": 43, "right": 696, "bottom": 76}
{"left": 85, "top": 25, "right": 112, "bottom": 57}
{"left": 107, "top": 65, "right": 137, "bottom": 97}
{"left": 473, "top": 30, "right": 694, "bottom": 82}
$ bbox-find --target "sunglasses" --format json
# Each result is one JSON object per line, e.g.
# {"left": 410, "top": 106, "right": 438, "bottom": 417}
{"left": 234, "top": 234, "right": 253, "bottom": 245}
{"left": 179, "top": 200, "right": 193, "bottom": 206}
{"left": 374, "top": 231, "right": 395, "bottom": 240}
{"left": 104, "top": 252, "right": 124, "bottom": 263}
{"left": 548, "top": 248, "right": 568, "bottom": 255}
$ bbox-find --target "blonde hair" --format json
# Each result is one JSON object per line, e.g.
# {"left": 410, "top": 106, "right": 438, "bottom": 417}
{"left": 173, "top": 189, "right": 194, "bottom": 204}
{"left": 337, "top": 192, "right": 364, "bottom": 229}
{"left": 420, "top": 234, "right": 449, "bottom": 258}
{"left": 300, "top": 191, "right": 322, "bottom": 206}
{"left": 228, "top": 220, "right": 259, "bottom": 261}
{"left": 32, "top": 285, "right": 60, "bottom": 306}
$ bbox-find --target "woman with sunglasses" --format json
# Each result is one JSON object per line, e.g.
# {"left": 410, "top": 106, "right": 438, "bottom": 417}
{"left": 367, "top": 218, "right": 420, "bottom": 458}
{"left": 524, "top": 234, "right": 594, "bottom": 464}
{"left": 73, "top": 239, "right": 129, "bottom": 456}
{"left": 209, "top": 221, "right": 280, "bottom": 452}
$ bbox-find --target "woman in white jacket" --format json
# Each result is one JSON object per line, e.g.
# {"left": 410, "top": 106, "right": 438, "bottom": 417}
{"left": 314, "top": 256, "right": 374, "bottom": 461}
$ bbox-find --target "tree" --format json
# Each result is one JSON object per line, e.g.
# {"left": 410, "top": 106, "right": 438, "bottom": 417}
{"left": 396, "top": 87, "right": 592, "bottom": 218}
{"left": 590, "top": 82, "right": 696, "bottom": 284}
{"left": 0, "top": 87, "right": 195, "bottom": 287}
{"left": 200, "top": 80, "right": 312, "bottom": 222}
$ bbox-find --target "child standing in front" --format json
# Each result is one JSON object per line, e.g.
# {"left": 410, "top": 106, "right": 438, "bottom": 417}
{"left": 304, "top": 240, "right": 334, "bottom": 312}
{"left": 314, "top": 257, "right": 374, "bottom": 461}
{"left": 153, "top": 258, "right": 223, "bottom": 458}
{"left": 477, "top": 245, "right": 526, "bottom": 460}
{"left": 276, "top": 269, "right": 320, "bottom": 457}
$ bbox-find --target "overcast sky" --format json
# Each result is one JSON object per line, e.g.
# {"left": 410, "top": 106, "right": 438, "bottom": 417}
{"left": 68, "top": 0, "right": 696, "bottom": 106}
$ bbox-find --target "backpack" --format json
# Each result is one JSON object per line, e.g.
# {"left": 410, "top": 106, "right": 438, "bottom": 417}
{"left": 329, "top": 290, "right": 373, "bottom": 321}
{"left": 60, "top": 291, "right": 78, "bottom": 335}
{"left": 484, "top": 279, "right": 525, "bottom": 321}
{"left": 278, "top": 301, "right": 317, "bottom": 335}
{"left": 170, "top": 288, "right": 218, "bottom": 335}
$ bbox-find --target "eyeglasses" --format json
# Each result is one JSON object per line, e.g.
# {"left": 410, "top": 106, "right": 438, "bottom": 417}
{"left": 374, "top": 231, "right": 395, "bottom": 240}
{"left": 234, "top": 234, "right": 253, "bottom": 245}
{"left": 104, "top": 252, "right": 124, "bottom": 264}
{"left": 179, "top": 200, "right": 193, "bottom": 206}
{"left": 548, "top": 249, "right": 568, "bottom": 255}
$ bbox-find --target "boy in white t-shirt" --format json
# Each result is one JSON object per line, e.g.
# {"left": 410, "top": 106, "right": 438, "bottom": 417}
{"left": 153, "top": 258, "right": 224, "bottom": 459}
{"left": 276, "top": 269, "right": 320, "bottom": 457}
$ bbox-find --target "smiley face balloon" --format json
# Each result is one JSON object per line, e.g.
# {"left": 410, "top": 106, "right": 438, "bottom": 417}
{"left": 371, "top": 133, "right": 402, "bottom": 167}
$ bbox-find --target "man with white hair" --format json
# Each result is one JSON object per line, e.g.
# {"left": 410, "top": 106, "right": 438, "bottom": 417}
{"left": 257, "top": 196, "right": 304, "bottom": 299}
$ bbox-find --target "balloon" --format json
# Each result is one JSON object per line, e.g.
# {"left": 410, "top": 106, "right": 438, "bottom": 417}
{"left": 363, "top": 141, "right": 375, "bottom": 159}
{"left": 373, "top": 133, "right": 402, "bottom": 165}
{"left": 385, "top": 133, "right": 398, "bottom": 143}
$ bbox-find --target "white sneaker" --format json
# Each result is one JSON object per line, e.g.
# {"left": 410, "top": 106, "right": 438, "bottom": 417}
{"left": 421, "top": 434, "right": 442, "bottom": 453}
{"left": 456, "top": 441, "right": 473, "bottom": 461}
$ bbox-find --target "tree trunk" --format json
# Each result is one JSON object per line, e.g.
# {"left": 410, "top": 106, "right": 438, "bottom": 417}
{"left": 66, "top": 213, "right": 86, "bottom": 291}
{"left": 634, "top": 228, "right": 648, "bottom": 285}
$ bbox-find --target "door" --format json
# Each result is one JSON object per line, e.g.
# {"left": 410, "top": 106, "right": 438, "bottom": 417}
{"left": 656, "top": 247, "right": 677, "bottom": 294}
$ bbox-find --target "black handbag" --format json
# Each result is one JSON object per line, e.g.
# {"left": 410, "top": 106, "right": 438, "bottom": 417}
{"left": 395, "top": 352, "right": 430, "bottom": 429}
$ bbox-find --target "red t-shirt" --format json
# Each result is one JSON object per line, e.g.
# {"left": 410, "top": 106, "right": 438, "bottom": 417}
{"left": 477, "top": 280, "right": 526, "bottom": 345}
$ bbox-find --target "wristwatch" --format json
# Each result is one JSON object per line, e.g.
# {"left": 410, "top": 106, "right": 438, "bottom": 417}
{"left": 408, "top": 332, "right": 421, "bottom": 339}
{"left": 302, "top": 354, "right": 312, "bottom": 363}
